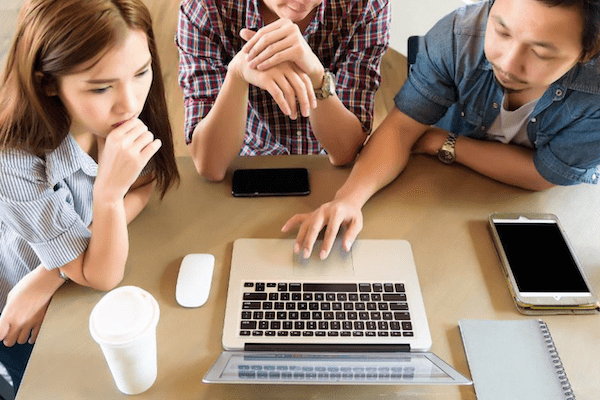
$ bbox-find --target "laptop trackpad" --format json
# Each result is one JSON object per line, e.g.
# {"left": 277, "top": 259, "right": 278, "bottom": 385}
{"left": 293, "top": 240, "right": 354, "bottom": 277}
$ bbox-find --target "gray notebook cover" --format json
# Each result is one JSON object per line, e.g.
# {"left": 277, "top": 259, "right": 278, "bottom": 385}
{"left": 459, "top": 319, "right": 574, "bottom": 400}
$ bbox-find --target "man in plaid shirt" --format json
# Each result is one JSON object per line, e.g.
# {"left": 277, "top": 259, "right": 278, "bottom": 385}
{"left": 177, "top": 0, "right": 390, "bottom": 181}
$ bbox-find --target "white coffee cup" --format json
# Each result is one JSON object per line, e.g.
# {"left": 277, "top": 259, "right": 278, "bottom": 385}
{"left": 89, "top": 286, "right": 160, "bottom": 395}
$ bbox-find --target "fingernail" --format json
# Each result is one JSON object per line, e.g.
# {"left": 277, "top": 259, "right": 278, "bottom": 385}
{"left": 344, "top": 240, "right": 352, "bottom": 251}
{"left": 320, "top": 250, "right": 327, "bottom": 260}
{"left": 303, "top": 248, "right": 310, "bottom": 259}
{"left": 293, "top": 243, "right": 300, "bottom": 253}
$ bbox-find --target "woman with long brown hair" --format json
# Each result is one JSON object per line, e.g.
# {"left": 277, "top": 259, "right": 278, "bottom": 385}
{"left": 0, "top": 0, "right": 179, "bottom": 392}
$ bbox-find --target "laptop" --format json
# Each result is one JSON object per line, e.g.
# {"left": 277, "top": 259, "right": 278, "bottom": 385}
{"left": 203, "top": 238, "right": 471, "bottom": 385}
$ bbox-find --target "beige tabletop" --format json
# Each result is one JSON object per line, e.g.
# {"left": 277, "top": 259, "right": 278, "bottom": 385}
{"left": 17, "top": 155, "right": 600, "bottom": 399}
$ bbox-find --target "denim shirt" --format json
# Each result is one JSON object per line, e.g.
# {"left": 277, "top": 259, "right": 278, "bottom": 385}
{"left": 394, "top": 0, "right": 600, "bottom": 185}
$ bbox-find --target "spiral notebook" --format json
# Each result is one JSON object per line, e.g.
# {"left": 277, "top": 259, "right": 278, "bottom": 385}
{"left": 459, "top": 319, "right": 575, "bottom": 400}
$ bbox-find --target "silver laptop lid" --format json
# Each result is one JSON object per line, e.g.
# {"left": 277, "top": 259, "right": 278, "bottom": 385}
{"left": 222, "top": 239, "right": 432, "bottom": 351}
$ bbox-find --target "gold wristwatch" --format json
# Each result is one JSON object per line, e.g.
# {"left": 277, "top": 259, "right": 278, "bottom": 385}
{"left": 314, "top": 70, "right": 335, "bottom": 100}
{"left": 437, "top": 133, "right": 458, "bottom": 164}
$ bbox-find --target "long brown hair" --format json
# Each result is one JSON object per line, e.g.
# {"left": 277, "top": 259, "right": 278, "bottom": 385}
{"left": 0, "top": 0, "right": 178, "bottom": 197}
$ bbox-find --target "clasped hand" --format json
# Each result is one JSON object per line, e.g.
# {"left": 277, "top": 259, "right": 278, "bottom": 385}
{"left": 235, "top": 18, "right": 325, "bottom": 119}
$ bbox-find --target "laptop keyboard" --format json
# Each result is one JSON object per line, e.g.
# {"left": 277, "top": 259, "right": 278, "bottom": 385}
{"left": 239, "top": 282, "right": 413, "bottom": 338}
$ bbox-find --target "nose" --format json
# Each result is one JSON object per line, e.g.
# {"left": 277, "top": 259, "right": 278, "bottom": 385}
{"left": 497, "top": 43, "right": 526, "bottom": 78}
{"left": 114, "top": 84, "right": 139, "bottom": 115}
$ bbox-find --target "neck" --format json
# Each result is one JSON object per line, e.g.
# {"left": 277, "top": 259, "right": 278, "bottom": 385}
{"left": 259, "top": 2, "right": 318, "bottom": 33}
{"left": 504, "top": 87, "right": 546, "bottom": 111}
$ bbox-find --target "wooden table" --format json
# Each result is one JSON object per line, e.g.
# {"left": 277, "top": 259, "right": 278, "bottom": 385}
{"left": 18, "top": 155, "right": 600, "bottom": 399}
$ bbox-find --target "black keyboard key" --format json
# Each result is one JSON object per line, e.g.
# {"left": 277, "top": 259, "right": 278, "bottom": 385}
{"left": 348, "top": 293, "right": 359, "bottom": 301}
{"left": 343, "top": 302, "right": 354, "bottom": 310}
{"left": 354, "top": 321, "right": 365, "bottom": 330}
{"left": 382, "top": 312, "right": 392, "bottom": 320}
{"left": 303, "top": 293, "right": 313, "bottom": 301}
{"left": 297, "top": 302, "right": 308, "bottom": 310}
{"left": 281, "top": 293, "right": 290, "bottom": 301}
{"left": 326, "top": 293, "right": 336, "bottom": 301}
{"left": 244, "top": 282, "right": 254, "bottom": 287}
{"left": 383, "top": 294, "right": 407, "bottom": 301}
{"left": 341, "top": 332, "right": 351, "bottom": 337}
{"left": 372, "top": 283, "right": 383, "bottom": 292}
{"left": 253, "top": 311, "right": 263, "bottom": 319}
{"left": 371, "top": 294, "right": 382, "bottom": 301}
{"left": 315, "top": 331, "right": 326, "bottom": 337}
{"left": 262, "top": 302, "right": 273, "bottom": 310}
{"left": 342, "top": 321, "right": 352, "bottom": 330}
{"left": 390, "top": 302, "right": 409, "bottom": 310}
{"left": 295, "top": 321, "right": 305, "bottom": 330}
{"left": 332, "top": 302, "right": 342, "bottom": 310}
{"left": 312, "top": 312, "right": 322, "bottom": 320}
{"left": 243, "top": 293, "right": 267, "bottom": 300}
{"left": 292, "top": 293, "right": 302, "bottom": 301}
{"left": 328, "top": 331, "right": 339, "bottom": 337}
{"left": 395, "top": 283, "right": 406, "bottom": 292}
{"left": 370, "top": 312, "right": 381, "bottom": 320}
{"left": 303, "top": 331, "right": 314, "bottom": 337}
{"left": 324, "top": 312, "right": 334, "bottom": 319}
{"left": 290, "top": 331, "right": 301, "bottom": 336}
{"left": 278, "top": 283, "right": 287, "bottom": 292}
{"left": 240, "top": 330, "right": 251, "bottom": 336}
{"left": 403, "top": 331, "right": 414, "bottom": 337}
{"left": 402, "top": 322, "right": 413, "bottom": 330}
{"left": 366, "top": 321, "right": 376, "bottom": 330}
{"left": 309, "top": 302, "right": 319, "bottom": 310}
{"left": 243, "top": 302, "right": 261, "bottom": 309}
{"left": 320, "top": 303, "right": 331, "bottom": 310}
{"left": 241, "top": 311, "right": 252, "bottom": 319}
{"left": 258, "top": 321, "right": 268, "bottom": 330}
{"left": 265, "top": 331, "right": 276, "bottom": 336}
{"left": 331, "top": 321, "right": 341, "bottom": 330}
{"left": 367, "top": 302, "right": 377, "bottom": 310}
{"left": 241, "top": 321, "right": 257, "bottom": 330}
{"left": 277, "top": 311, "right": 287, "bottom": 320}
{"left": 264, "top": 312, "right": 275, "bottom": 319}
{"left": 384, "top": 283, "right": 394, "bottom": 292}
{"left": 359, "top": 312, "right": 369, "bottom": 320}
{"left": 378, "top": 303, "right": 389, "bottom": 310}
{"left": 269, "top": 293, "right": 278, "bottom": 300}
{"left": 393, "top": 312, "right": 411, "bottom": 320}
{"left": 359, "top": 283, "right": 371, "bottom": 292}
{"left": 289, "top": 283, "right": 301, "bottom": 291}
{"left": 319, "top": 321, "right": 329, "bottom": 330}
{"left": 360, "top": 294, "right": 370, "bottom": 301}
{"left": 307, "top": 321, "right": 317, "bottom": 330}
{"left": 286, "top": 302, "right": 296, "bottom": 310}
{"left": 252, "top": 331, "right": 263, "bottom": 336}
{"left": 390, "top": 321, "right": 400, "bottom": 330}
{"left": 355, "top": 302, "right": 365, "bottom": 310}
{"left": 267, "top": 283, "right": 276, "bottom": 288}
{"left": 335, "top": 312, "right": 346, "bottom": 320}
{"left": 255, "top": 283, "right": 265, "bottom": 291}
{"left": 278, "top": 331, "right": 289, "bottom": 336}
{"left": 289, "top": 312, "right": 299, "bottom": 320}
{"left": 378, "top": 321, "right": 389, "bottom": 330}
{"left": 274, "top": 302, "right": 284, "bottom": 310}
{"left": 283, "top": 321, "right": 293, "bottom": 329}
{"left": 314, "top": 293, "right": 324, "bottom": 301}
{"left": 347, "top": 312, "right": 357, "bottom": 320}
{"left": 303, "top": 283, "right": 357, "bottom": 292}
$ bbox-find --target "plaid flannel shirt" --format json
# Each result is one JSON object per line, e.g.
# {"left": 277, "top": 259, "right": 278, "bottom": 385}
{"left": 177, "top": 0, "right": 390, "bottom": 155}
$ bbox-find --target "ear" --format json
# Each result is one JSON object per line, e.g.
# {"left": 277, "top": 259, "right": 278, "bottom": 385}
{"left": 35, "top": 72, "right": 58, "bottom": 96}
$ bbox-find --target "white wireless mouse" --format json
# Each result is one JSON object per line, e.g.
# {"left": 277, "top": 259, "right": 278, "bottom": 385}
{"left": 176, "top": 253, "right": 215, "bottom": 308}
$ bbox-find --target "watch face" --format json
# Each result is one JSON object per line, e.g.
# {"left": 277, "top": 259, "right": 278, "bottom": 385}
{"left": 438, "top": 150, "right": 454, "bottom": 164}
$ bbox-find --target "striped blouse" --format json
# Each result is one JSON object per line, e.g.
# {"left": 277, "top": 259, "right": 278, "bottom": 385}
{"left": 0, "top": 134, "right": 95, "bottom": 311}
{"left": 177, "top": 0, "right": 390, "bottom": 155}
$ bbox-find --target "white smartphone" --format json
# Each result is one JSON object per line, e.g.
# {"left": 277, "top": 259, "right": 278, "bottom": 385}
{"left": 488, "top": 212, "right": 600, "bottom": 314}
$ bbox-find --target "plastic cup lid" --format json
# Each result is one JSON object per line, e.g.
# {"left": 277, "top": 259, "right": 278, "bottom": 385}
{"left": 89, "top": 286, "right": 159, "bottom": 346}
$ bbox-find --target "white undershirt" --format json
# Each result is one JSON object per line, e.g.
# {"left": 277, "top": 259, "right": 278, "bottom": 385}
{"left": 487, "top": 95, "right": 539, "bottom": 148}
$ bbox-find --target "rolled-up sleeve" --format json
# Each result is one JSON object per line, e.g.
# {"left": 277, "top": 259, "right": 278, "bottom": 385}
{"left": 176, "top": 0, "right": 228, "bottom": 144}
{"left": 334, "top": 0, "right": 390, "bottom": 134}
{"left": 0, "top": 164, "right": 90, "bottom": 269}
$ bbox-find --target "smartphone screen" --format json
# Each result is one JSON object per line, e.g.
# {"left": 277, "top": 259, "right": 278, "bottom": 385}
{"left": 232, "top": 168, "right": 310, "bottom": 197}
{"left": 492, "top": 220, "right": 590, "bottom": 294}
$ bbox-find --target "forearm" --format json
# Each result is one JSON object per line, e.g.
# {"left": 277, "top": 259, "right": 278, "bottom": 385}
{"left": 124, "top": 179, "right": 155, "bottom": 224}
{"left": 189, "top": 65, "right": 249, "bottom": 181}
{"left": 454, "top": 136, "right": 554, "bottom": 190}
{"left": 309, "top": 94, "right": 365, "bottom": 166}
{"left": 335, "top": 107, "right": 428, "bottom": 207}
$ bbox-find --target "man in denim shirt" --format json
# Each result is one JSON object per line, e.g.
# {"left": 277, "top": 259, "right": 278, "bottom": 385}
{"left": 282, "top": 0, "right": 600, "bottom": 260}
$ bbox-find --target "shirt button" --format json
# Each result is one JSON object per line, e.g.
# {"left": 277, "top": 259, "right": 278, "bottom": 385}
{"left": 531, "top": 117, "right": 537, "bottom": 123}
{"left": 481, "top": 126, "right": 486, "bottom": 131}
{"left": 296, "top": 131, "right": 302, "bottom": 137}
{"left": 592, "top": 174, "right": 598, "bottom": 181}
{"left": 555, "top": 89, "right": 563, "bottom": 97}
{"left": 461, "top": 111, "right": 465, "bottom": 117}
{"left": 493, "top": 103, "right": 498, "bottom": 109}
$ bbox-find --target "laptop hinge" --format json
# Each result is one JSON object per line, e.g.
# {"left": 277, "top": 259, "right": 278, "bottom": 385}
{"left": 244, "top": 343, "right": 410, "bottom": 352}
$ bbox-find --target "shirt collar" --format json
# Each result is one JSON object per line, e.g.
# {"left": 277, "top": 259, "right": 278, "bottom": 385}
{"left": 245, "top": 0, "right": 325, "bottom": 33}
{"left": 45, "top": 134, "right": 98, "bottom": 186}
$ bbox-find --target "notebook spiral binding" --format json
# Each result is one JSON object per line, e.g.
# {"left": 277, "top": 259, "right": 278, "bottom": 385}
{"left": 538, "top": 319, "right": 576, "bottom": 400}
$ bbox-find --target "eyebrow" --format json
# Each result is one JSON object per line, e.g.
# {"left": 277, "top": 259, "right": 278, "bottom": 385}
{"left": 85, "top": 58, "right": 152, "bottom": 84}
{"left": 492, "top": 16, "right": 560, "bottom": 53}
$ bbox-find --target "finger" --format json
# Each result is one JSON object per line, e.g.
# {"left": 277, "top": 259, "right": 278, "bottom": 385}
{"left": 299, "top": 214, "right": 327, "bottom": 259}
{"left": 249, "top": 36, "right": 295, "bottom": 69}
{"left": 341, "top": 215, "right": 363, "bottom": 252}
{"left": 281, "top": 214, "right": 308, "bottom": 233}
{"left": 300, "top": 70, "right": 317, "bottom": 110}
{"left": 286, "top": 72, "right": 310, "bottom": 119}
{"left": 273, "top": 76, "right": 298, "bottom": 120}
{"left": 131, "top": 130, "right": 156, "bottom": 152}
{"left": 0, "top": 316, "right": 9, "bottom": 342}
{"left": 3, "top": 328, "right": 18, "bottom": 347}
{"left": 265, "top": 82, "right": 292, "bottom": 117}
{"left": 139, "top": 139, "right": 162, "bottom": 162}
{"left": 108, "top": 117, "right": 141, "bottom": 138}
{"left": 17, "top": 325, "right": 31, "bottom": 345}
{"left": 242, "top": 19, "right": 287, "bottom": 54}
{"left": 239, "top": 28, "right": 256, "bottom": 44}
{"left": 29, "top": 324, "right": 40, "bottom": 344}
{"left": 319, "top": 212, "right": 346, "bottom": 259}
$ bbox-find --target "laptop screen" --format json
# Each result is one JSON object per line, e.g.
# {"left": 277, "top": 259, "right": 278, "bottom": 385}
{"left": 203, "top": 351, "right": 471, "bottom": 385}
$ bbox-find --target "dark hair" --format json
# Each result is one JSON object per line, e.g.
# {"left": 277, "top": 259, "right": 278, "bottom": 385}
{"left": 0, "top": 0, "right": 179, "bottom": 197}
{"left": 535, "top": 0, "right": 600, "bottom": 61}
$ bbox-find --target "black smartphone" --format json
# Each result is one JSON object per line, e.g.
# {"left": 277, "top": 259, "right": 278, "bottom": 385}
{"left": 231, "top": 168, "right": 310, "bottom": 197}
{"left": 488, "top": 212, "right": 599, "bottom": 314}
